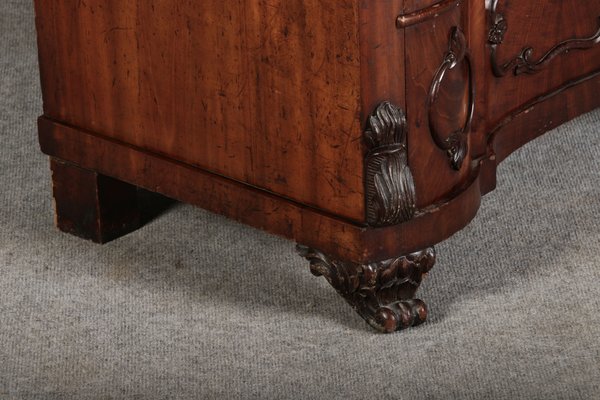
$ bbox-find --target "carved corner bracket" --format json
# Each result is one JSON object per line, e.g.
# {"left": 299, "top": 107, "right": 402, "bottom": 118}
{"left": 427, "top": 26, "right": 474, "bottom": 171}
{"left": 488, "top": 2, "right": 600, "bottom": 77}
{"left": 297, "top": 245, "right": 436, "bottom": 333}
{"left": 364, "top": 102, "right": 416, "bottom": 227}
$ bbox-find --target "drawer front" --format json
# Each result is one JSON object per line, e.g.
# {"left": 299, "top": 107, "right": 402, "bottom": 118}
{"left": 401, "top": 1, "right": 474, "bottom": 208}
{"left": 486, "top": 0, "right": 600, "bottom": 125}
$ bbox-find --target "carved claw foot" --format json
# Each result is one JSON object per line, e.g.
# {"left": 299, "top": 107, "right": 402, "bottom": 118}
{"left": 297, "top": 246, "right": 436, "bottom": 333}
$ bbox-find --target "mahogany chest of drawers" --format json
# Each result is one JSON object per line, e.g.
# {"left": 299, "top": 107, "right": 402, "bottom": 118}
{"left": 34, "top": 0, "right": 600, "bottom": 332}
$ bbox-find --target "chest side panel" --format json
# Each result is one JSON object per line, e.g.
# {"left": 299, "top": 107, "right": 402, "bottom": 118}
{"left": 35, "top": 0, "right": 365, "bottom": 222}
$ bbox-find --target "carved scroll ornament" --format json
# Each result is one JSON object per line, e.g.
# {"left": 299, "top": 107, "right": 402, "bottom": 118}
{"left": 427, "top": 26, "right": 474, "bottom": 171}
{"left": 488, "top": 1, "right": 600, "bottom": 77}
{"left": 364, "top": 102, "right": 416, "bottom": 227}
{"left": 297, "top": 245, "right": 436, "bottom": 333}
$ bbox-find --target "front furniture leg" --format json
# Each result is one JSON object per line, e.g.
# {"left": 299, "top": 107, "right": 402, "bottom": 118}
{"left": 297, "top": 246, "right": 436, "bottom": 333}
{"left": 50, "top": 158, "right": 142, "bottom": 243}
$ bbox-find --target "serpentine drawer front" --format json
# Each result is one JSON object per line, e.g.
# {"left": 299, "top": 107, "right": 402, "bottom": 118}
{"left": 34, "top": 0, "right": 600, "bottom": 333}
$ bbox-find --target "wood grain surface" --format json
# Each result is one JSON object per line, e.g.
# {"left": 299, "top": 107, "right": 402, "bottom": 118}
{"left": 34, "top": 0, "right": 600, "bottom": 264}
{"left": 35, "top": 0, "right": 365, "bottom": 221}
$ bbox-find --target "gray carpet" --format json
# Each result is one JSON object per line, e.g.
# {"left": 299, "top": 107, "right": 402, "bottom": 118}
{"left": 1, "top": 2, "right": 600, "bottom": 399}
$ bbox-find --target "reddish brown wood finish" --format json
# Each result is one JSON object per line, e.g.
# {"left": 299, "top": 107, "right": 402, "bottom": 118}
{"left": 489, "top": 71, "right": 600, "bottom": 163}
{"left": 404, "top": 5, "right": 472, "bottom": 206}
{"left": 483, "top": 0, "right": 600, "bottom": 186}
{"left": 359, "top": 0, "right": 405, "bottom": 122}
{"left": 34, "top": 0, "right": 600, "bottom": 331}
{"left": 39, "top": 117, "right": 482, "bottom": 263}
{"left": 35, "top": 0, "right": 365, "bottom": 222}
{"left": 400, "top": 0, "right": 454, "bottom": 14}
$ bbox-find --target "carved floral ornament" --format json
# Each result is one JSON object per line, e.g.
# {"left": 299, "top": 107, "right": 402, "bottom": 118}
{"left": 487, "top": 0, "right": 600, "bottom": 77}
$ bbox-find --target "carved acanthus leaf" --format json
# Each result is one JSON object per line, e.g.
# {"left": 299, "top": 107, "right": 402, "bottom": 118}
{"left": 364, "top": 102, "right": 416, "bottom": 227}
{"left": 297, "top": 245, "right": 436, "bottom": 333}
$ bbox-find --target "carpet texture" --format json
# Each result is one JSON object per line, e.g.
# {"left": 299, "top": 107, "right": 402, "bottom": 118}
{"left": 1, "top": 2, "right": 599, "bottom": 399}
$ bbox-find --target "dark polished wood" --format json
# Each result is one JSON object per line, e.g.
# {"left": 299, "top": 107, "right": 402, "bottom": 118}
{"left": 50, "top": 159, "right": 141, "bottom": 243}
{"left": 34, "top": 0, "right": 600, "bottom": 332}
{"left": 298, "top": 245, "right": 436, "bottom": 333}
{"left": 364, "top": 102, "right": 416, "bottom": 227}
